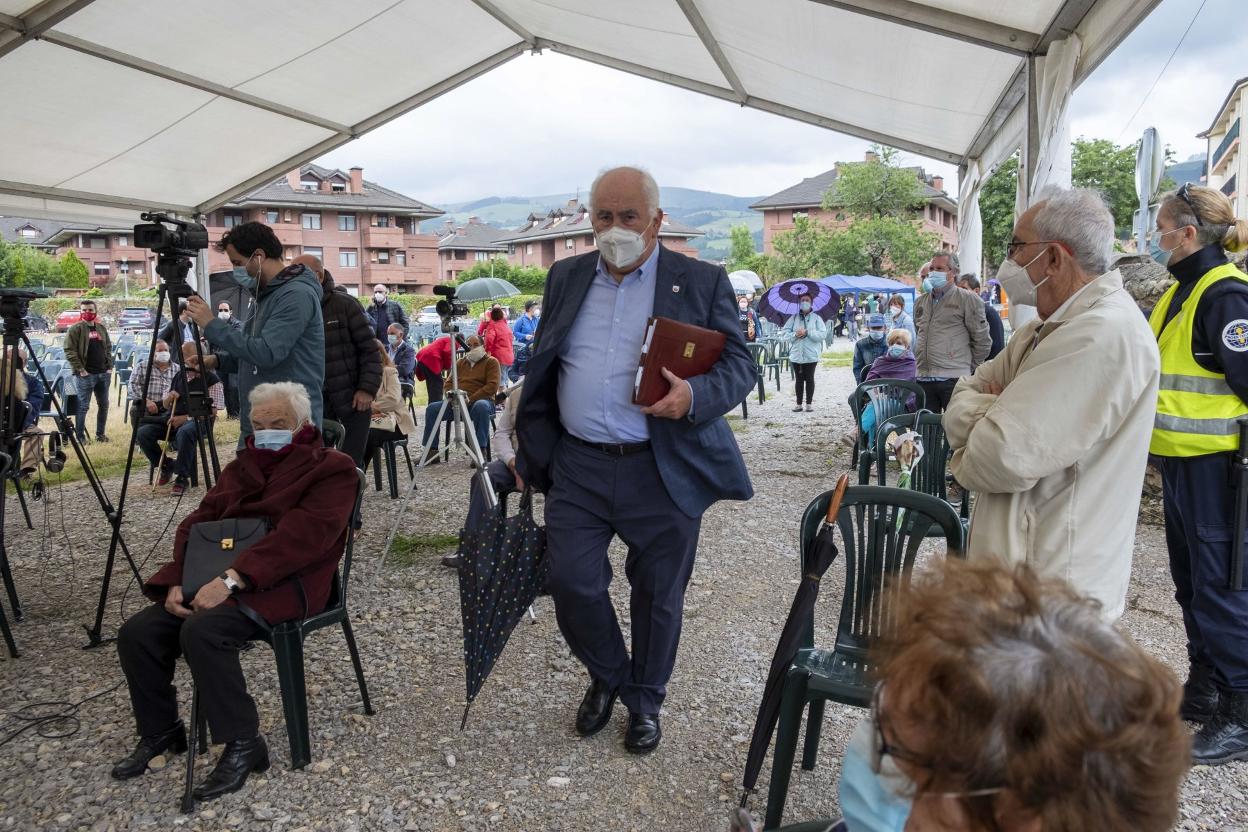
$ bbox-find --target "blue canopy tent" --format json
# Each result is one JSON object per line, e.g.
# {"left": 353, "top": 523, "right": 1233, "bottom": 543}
{"left": 821, "top": 275, "right": 917, "bottom": 314}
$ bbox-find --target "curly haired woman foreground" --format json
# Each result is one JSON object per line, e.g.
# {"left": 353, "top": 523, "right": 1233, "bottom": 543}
{"left": 838, "top": 560, "right": 1189, "bottom": 832}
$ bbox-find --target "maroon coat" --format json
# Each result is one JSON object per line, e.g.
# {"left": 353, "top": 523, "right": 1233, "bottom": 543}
{"left": 144, "top": 434, "right": 358, "bottom": 624}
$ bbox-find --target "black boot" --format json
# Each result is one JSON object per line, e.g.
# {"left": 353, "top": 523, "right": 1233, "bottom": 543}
{"left": 1192, "top": 690, "right": 1248, "bottom": 766}
{"left": 1181, "top": 662, "right": 1220, "bottom": 723}
{"left": 111, "top": 721, "right": 187, "bottom": 780}
{"left": 192, "top": 735, "right": 270, "bottom": 801}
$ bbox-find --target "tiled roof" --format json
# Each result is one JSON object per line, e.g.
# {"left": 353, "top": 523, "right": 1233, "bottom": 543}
{"left": 750, "top": 166, "right": 953, "bottom": 210}
{"left": 437, "top": 221, "right": 511, "bottom": 251}
{"left": 228, "top": 163, "right": 443, "bottom": 217}
{"left": 498, "top": 201, "right": 703, "bottom": 243}
{"left": 0, "top": 215, "right": 129, "bottom": 246}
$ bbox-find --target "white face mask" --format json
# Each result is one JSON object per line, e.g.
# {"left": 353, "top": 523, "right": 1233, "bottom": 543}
{"left": 217, "top": 310, "right": 230, "bottom": 320}
{"left": 595, "top": 218, "right": 653, "bottom": 270}
{"left": 374, "top": 292, "right": 387, "bottom": 303}
{"left": 465, "top": 345, "right": 487, "bottom": 363}
{"left": 154, "top": 351, "right": 171, "bottom": 364}
{"left": 996, "top": 247, "right": 1050, "bottom": 308}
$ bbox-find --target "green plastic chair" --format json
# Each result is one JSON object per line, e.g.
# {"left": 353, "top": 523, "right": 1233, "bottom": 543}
{"left": 867, "top": 411, "right": 970, "bottom": 532}
{"left": 763, "top": 485, "right": 964, "bottom": 829}
{"left": 746, "top": 343, "right": 768, "bottom": 409}
{"left": 846, "top": 379, "right": 925, "bottom": 483}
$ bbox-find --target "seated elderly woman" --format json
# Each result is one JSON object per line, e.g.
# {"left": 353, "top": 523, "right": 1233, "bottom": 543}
{"left": 835, "top": 560, "right": 1188, "bottom": 832}
{"left": 112, "top": 382, "right": 358, "bottom": 802}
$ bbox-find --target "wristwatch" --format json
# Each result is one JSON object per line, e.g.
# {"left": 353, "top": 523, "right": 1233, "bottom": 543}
{"left": 220, "top": 572, "right": 242, "bottom": 593}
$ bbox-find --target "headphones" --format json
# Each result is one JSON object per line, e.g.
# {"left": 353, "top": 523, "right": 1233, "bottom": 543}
{"left": 44, "top": 431, "right": 66, "bottom": 473}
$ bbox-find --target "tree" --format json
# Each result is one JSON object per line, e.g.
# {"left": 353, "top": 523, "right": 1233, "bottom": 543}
{"left": 724, "top": 224, "right": 759, "bottom": 272}
{"left": 58, "top": 249, "right": 90, "bottom": 289}
{"left": 979, "top": 154, "right": 1018, "bottom": 273}
{"left": 825, "top": 145, "right": 925, "bottom": 219}
{"left": 452, "top": 258, "right": 547, "bottom": 294}
{"left": 771, "top": 215, "right": 840, "bottom": 279}
{"left": 1071, "top": 137, "right": 1139, "bottom": 234}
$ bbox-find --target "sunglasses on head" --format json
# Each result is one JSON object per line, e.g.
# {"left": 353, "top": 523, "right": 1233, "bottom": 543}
{"left": 1177, "top": 183, "right": 1204, "bottom": 227}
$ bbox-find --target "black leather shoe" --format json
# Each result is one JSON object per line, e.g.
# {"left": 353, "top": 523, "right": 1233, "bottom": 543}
{"left": 575, "top": 679, "right": 618, "bottom": 737}
{"left": 192, "top": 735, "right": 270, "bottom": 801}
{"left": 441, "top": 555, "right": 462, "bottom": 569}
{"left": 625, "top": 711, "right": 661, "bottom": 754}
{"left": 1181, "top": 663, "right": 1220, "bottom": 723}
{"left": 111, "top": 722, "right": 187, "bottom": 780}
{"left": 1192, "top": 691, "right": 1248, "bottom": 766}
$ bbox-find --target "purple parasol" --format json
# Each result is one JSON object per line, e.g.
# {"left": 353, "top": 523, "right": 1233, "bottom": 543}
{"left": 756, "top": 279, "right": 840, "bottom": 326}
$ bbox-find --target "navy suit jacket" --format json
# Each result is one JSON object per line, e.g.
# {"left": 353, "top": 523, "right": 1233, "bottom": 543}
{"left": 516, "top": 245, "right": 755, "bottom": 518}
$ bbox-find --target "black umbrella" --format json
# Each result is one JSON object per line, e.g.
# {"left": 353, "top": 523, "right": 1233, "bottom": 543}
{"left": 756, "top": 279, "right": 840, "bottom": 327}
{"left": 739, "top": 474, "right": 850, "bottom": 807}
{"left": 457, "top": 487, "right": 549, "bottom": 729}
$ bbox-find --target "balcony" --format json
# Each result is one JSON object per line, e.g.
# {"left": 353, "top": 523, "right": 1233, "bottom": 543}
{"left": 362, "top": 225, "right": 404, "bottom": 249}
{"left": 362, "top": 260, "right": 403, "bottom": 279}
{"left": 1212, "top": 118, "right": 1240, "bottom": 175}
{"left": 1222, "top": 174, "right": 1237, "bottom": 198}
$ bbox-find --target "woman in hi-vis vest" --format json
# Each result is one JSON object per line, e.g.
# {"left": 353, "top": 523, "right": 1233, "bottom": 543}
{"left": 1149, "top": 183, "right": 1248, "bottom": 766}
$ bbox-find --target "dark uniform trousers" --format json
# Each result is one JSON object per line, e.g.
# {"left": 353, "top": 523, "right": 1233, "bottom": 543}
{"left": 545, "top": 437, "right": 701, "bottom": 715}
{"left": 117, "top": 603, "right": 262, "bottom": 743}
{"left": 1161, "top": 452, "right": 1248, "bottom": 692}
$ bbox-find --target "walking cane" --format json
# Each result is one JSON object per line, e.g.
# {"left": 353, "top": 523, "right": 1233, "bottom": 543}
{"left": 1231, "top": 417, "right": 1248, "bottom": 591}
{"left": 153, "top": 418, "right": 174, "bottom": 493}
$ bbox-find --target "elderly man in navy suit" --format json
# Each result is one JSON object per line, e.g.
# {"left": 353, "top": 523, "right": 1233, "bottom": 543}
{"left": 517, "top": 166, "right": 755, "bottom": 754}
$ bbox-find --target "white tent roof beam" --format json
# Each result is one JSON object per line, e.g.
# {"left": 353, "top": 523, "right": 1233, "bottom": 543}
{"left": 467, "top": 0, "right": 537, "bottom": 47}
{"left": 0, "top": 178, "right": 193, "bottom": 214}
{"left": 674, "top": 0, "right": 748, "bottom": 103}
{"left": 806, "top": 0, "right": 1036, "bottom": 56}
{"left": 41, "top": 32, "right": 355, "bottom": 137}
{"left": 0, "top": 0, "right": 96, "bottom": 59}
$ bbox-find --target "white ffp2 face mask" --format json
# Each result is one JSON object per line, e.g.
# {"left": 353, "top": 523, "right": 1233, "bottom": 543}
{"left": 595, "top": 219, "right": 653, "bottom": 270}
{"left": 996, "top": 248, "right": 1050, "bottom": 307}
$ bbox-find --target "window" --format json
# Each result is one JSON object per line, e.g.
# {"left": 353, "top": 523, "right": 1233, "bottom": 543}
{"left": 115, "top": 235, "right": 129, "bottom": 246}
{"left": 454, "top": 250, "right": 466, "bottom": 261}
{"left": 565, "top": 238, "right": 574, "bottom": 250}
{"left": 283, "top": 210, "right": 293, "bottom": 223}
{"left": 331, "top": 182, "right": 346, "bottom": 192}
{"left": 338, "top": 213, "right": 356, "bottom": 231}
{"left": 89, "top": 236, "right": 106, "bottom": 249}
{"left": 340, "top": 249, "right": 358, "bottom": 268}
{"left": 377, "top": 250, "right": 390, "bottom": 264}
{"left": 18, "top": 226, "right": 37, "bottom": 238}
{"left": 223, "top": 212, "right": 244, "bottom": 228}
{"left": 93, "top": 263, "right": 110, "bottom": 275}
{"left": 300, "top": 178, "right": 318, "bottom": 191}
{"left": 301, "top": 212, "right": 321, "bottom": 230}
{"left": 265, "top": 210, "right": 279, "bottom": 223}
{"left": 508, "top": 245, "right": 516, "bottom": 255}
{"left": 793, "top": 211, "right": 808, "bottom": 220}
{"left": 396, "top": 250, "right": 406, "bottom": 266}
{"left": 303, "top": 246, "right": 323, "bottom": 258}
{"left": 475, "top": 251, "right": 489, "bottom": 261}
{"left": 118, "top": 262, "right": 129, "bottom": 274}
{"left": 375, "top": 214, "right": 390, "bottom": 227}
{"left": 585, "top": 237, "right": 593, "bottom": 247}
{"left": 283, "top": 246, "right": 297, "bottom": 261}
{"left": 525, "top": 244, "right": 533, "bottom": 255}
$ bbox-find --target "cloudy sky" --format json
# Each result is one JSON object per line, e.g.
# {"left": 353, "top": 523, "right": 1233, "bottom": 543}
{"left": 318, "top": 0, "right": 1245, "bottom": 205}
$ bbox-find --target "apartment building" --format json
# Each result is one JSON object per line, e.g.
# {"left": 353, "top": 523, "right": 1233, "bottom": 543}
{"left": 1200, "top": 76, "right": 1246, "bottom": 219}
{"left": 203, "top": 164, "right": 444, "bottom": 294}
{"left": 437, "top": 217, "right": 510, "bottom": 282}
{"left": 750, "top": 152, "right": 958, "bottom": 255}
{"left": 1, "top": 216, "right": 157, "bottom": 288}
{"left": 502, "top": 199, "right": 702, "bottom": 269}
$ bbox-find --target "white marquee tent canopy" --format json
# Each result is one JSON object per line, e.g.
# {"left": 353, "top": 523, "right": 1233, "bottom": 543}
{"left": 0, "top": 0, "right": 1160, "bottom": 260}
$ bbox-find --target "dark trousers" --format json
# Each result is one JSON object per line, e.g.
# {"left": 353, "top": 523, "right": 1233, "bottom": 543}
{"left": 418, "top": 363, "right": 443, "bottom": 403}
{"left": 223, "top": 375, "right": 240, "bottom": 417}
{"left": 1161, "top": 453, "right": 1248, "bottom": 692}
{"left": 793, "top": 362, "right": 817, "bottom": 404}
{"left": 422, "top": 399, "right": 492, "bottom": 455}
{"left": 136, "top": 420, "right": 203, "bottom": 480}
{"left": 337, "top": 408, "right": 372, "bottom": 467}
{"left": 918, "top": 378, "right": 958, "bottom": 413}
{"left": 545, "top": 438, "right": 701, "bottom": 714}
{"left": 74, "top": 371, "right": 110, "bottom": 440}
{"left": 117, "top": 604, "right": 261, "bottom": 743}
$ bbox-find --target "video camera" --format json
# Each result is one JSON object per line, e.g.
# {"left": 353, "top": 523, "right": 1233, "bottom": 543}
{"left": 134, "top": 212, "right": 208, "bottom": 300}
{"left": 0, "top": 288, "right": 50, "bottom": 340}
{"left": 433, "top": 284, "right": 469, "bottom": 333}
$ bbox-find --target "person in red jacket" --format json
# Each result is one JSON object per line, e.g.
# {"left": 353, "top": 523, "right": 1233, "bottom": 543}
{"left": 415, "top": 336, "right": 453, "bottom": 403}
{"left": 112, "top": 381, "right": 357, "bottom": 802}
{"left": 478, "top": 304, "right": 515, "bottom": 379}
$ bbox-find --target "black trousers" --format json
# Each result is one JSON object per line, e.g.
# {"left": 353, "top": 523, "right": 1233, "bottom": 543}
{"left": 545, "top": 438, "right": 701, "bottom": 714}
{"left": 418, "top": 363, "right": 444, "bottom": 403}
{"left": 918, "top": 378, "right": 958, "bottom": 413}
{"left": 1161, "top": 452, "right": 1248, "bottom": 692}
{"left": 117, "top": 604, "right": 261, "bottom": 743}
{"left": 337, "top": 407, "right": 372, "bottom": 467}
{"left": 793, "top": 362, "right": 817, "bottom": 404}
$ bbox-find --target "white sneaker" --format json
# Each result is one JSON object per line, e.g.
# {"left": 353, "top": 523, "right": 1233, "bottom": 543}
{"left": 804, "top": 404, "right": 813, "bottom": 412}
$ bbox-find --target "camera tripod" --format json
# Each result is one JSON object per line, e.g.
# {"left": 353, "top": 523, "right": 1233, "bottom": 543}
{"left": 86, "top": 248, "right": 222, "bottom": 648}
{"left": 0, "top": 290, "right": 145, "bottom": 658}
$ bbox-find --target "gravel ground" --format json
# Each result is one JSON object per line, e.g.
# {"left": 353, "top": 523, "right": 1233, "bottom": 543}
{"left": 0, "top": 353, "right": 1245, "bottom": 831}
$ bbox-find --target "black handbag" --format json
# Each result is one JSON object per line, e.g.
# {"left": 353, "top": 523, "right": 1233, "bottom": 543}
{"left": 182, "top": 517, "right": 270, "bottom": 601}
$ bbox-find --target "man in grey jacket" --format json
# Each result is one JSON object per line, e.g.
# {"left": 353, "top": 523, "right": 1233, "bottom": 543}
{"left": 913, "top": 251, "right": 991, "bottom": 412}
{"left": 186, "top": 222, "right": 325, "bottom": 441}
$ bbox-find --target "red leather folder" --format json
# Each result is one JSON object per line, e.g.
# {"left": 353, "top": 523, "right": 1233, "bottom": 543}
{"left": 632, "top": 316, "right": 726, "bottom": 406}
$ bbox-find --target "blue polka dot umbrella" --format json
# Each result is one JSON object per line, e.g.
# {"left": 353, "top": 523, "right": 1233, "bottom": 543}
{"left": 756, "top": 278, "right": 840, "bottom": 327}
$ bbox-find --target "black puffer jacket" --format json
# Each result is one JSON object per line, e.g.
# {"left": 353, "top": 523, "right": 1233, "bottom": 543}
{"left": 321, "top": 270, "right": 382, "bottom": 420}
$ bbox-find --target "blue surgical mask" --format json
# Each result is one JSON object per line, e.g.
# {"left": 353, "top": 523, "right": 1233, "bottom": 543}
{"left": 1150, "top": 228, "right": 1183, "bottom": 269}
{"left": 887, "top": 344, "right": 906, "bottom": 358}
{"left": 839, "top": 718, "right": 913, "bottom": 832}
{"left": 923, "top": 272, "right": 948, "bottom": 293}
{"left": 800, "top": 301, "right": 812, "bottom": 313}
{"left": 387, "top": 334, "right": 400, "bottom": 345}
{"left": 252, "top": 428, "right": 293, "bottom": 451}
{"left": 869, "top": 330, "right": 885, "bottom": 341}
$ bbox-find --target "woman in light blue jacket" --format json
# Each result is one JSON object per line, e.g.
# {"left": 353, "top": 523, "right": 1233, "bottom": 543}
{"left": 887, "top": 294, "right": 917, "bottom": 350}
{"left": 782, "top": 293, "right": 828, "bottom": 412}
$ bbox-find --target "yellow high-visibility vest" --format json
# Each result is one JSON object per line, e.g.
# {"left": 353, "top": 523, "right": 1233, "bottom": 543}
{"left": 1149, "top": 262, "right": 1248, "bottom": 456}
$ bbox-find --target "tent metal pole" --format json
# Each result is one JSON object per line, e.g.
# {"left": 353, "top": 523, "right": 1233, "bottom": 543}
{"left": 807, "top": 0, "right": 1035, "bottom": 55}
{"left": 0, "top": 0, "right": 98, "bottom": 60}
{"left": 674, "top": 0, "right": 749, "bottom": 102}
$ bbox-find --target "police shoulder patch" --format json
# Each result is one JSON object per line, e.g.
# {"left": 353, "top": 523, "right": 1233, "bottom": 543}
{"left": 1222, "top": 319, "right": 1248, "bottom": 352}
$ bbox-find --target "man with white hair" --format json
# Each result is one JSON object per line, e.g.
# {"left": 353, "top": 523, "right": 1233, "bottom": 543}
{"left": 517, "top": 166, "right": 754, "bottom": 754}
{"left": 113, "top": 381, "right": 357, "bottom": 801}
{"left": 366, "top": 283, "right": 409, "bottom": 343}
{"left": 944, "top": 186, "right": 1161, "bottom": 619}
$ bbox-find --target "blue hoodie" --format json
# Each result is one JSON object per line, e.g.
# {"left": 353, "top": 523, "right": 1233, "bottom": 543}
{"left": 204, "top": 264, "right": 325, "bottom": 442}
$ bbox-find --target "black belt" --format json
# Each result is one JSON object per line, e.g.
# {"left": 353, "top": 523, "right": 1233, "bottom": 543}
{"left": 566, "top": 435, "right": 651, "bottom": 456}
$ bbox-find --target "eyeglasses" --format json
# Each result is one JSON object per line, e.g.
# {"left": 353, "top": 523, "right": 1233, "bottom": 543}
{"left": 1003, "top": 239, "right": 1066, "bottom": 261}
{"left": 1177, "top": 183, "right": 1204, "bottom": 227}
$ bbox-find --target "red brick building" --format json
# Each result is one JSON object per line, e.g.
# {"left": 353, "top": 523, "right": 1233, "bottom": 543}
{"left": 436, "top": 217, "right": 510, "bottom": 283}
{"left": 203, "top": 164, "right": 444, "bottom": 295}
{"left": 501, "top": 199, "right": 703, "bottom": 269}
{"left": 1, "top": 216, "right": 158, "bottom": 289}
{"left": 751, "top": 154, "right": 958, "bottom": 256}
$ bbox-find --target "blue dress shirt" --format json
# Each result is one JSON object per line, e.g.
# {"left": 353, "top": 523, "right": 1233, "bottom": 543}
{"left": 557, "top": 246, "right": 660, "bottom": 443}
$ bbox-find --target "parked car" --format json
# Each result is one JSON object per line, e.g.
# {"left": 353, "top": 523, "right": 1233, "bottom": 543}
{"left": 24, "top": 313, "right": 48, "bottom": 332}
{"left": 117, "top": 307, "right": 155, "bottom": 331}
{"left": 416, "top": 305, "right": 441, "bottom": 325}
{"left": 55, "top": 309, "right": 82, "bottom": 331}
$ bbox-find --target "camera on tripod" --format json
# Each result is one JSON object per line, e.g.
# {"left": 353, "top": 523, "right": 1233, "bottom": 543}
{"left": 0, "top": 288, "right": 49, "bottom": 335}
{"left": 433, "top": 285, "right": 468, "bottom": 333}
{"left": 135, "top": 212, "right": 209, "bottom": 301}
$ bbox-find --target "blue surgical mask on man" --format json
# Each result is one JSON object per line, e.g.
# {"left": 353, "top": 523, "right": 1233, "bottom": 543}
{"left": 922, "top": 272, "right": 948, "bottom": 293}
{"left": 252, "top": 428, "right": 293, "bottom": 451}
{"left": 387, "top": 333, "right": 400, "bottom": 346}
{"left": 869, "top": 329, "right": 886, "bottom": 341}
